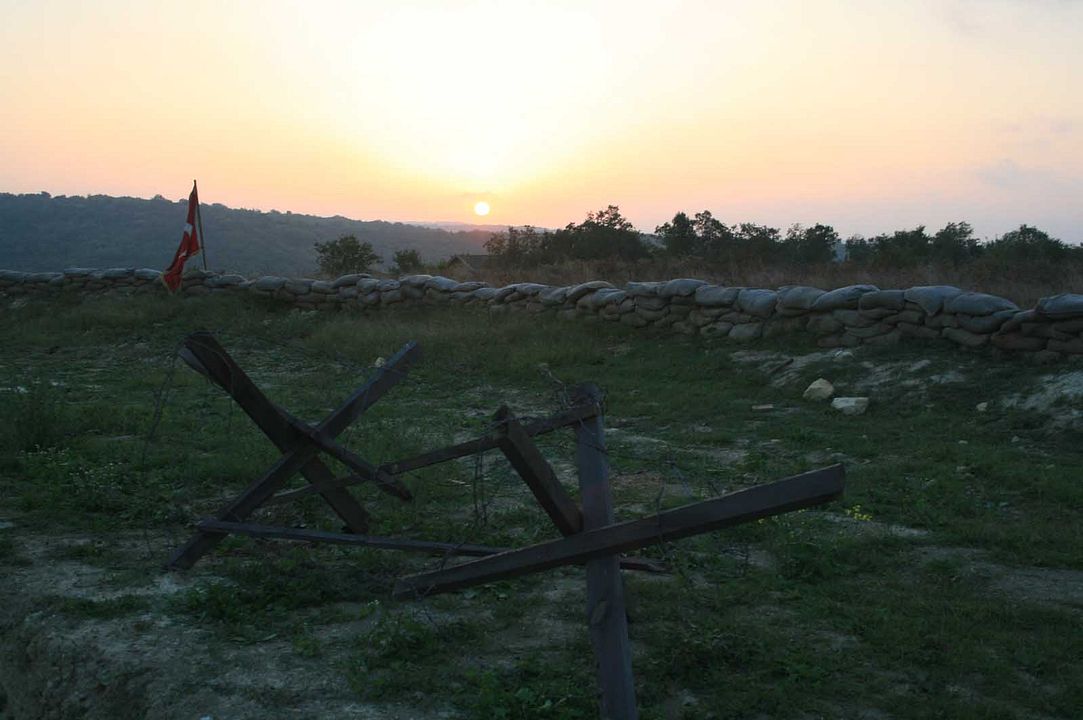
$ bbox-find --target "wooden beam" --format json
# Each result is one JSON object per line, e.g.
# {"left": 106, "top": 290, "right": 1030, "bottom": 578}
{"left": 572, "top": 383, "right": 638, "bottom": 720}
{"left": 197, "top": 520, "right": 505, "bottom": 557}
{"left": 196, "top": 520, "right": 667, "bottom": 574}
{"left": 167, "top": 339, "right": 421, "bottom": 570}
{"left": 495, "top": 406, "right": 582, "bottom": 536}
{"left": 392, "top": 464, "right": 844, "bottom": 599}
{"left": 264, "top": 402, "right": 601, "bottom": 505}
{"left": 177, "top": 332, "right": 372, "bottom": 533}
{"left": 380, "top": 403, "right": 600, "bottom": 476}
{"left": 277, "top": 409, "right": 412, "bottom": 501}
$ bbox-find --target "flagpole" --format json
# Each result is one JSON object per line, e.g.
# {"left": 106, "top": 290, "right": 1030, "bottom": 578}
{"left": 194, "top": 179, "right": 208, "bottom": 271}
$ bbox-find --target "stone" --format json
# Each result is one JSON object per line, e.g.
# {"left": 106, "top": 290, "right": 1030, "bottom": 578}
{"left": 451, "top": 281, "right": 487, "bottom": 293}
{"left": 401, "top": 284, "right": 425, "bottom": 300}
{"left": 399, "top": 274, "right": 433, "bottom": 287}
{"left": 728, "top": 322, "right": 763, "bottom": 341}
{"left": 858, "top": 307, "right": 895, "bottom": 320}
{"left": 567, "top": 280, "right": 614, "bottom": 302}
{"left": 942, "top": 327, "right": 988, "bottom": 347}
{"left": 284, "top": 279, "right": 313, "bottom": 295}
{"left": 1053, "top": 319, "right": 1083, "bottom": 334}
{"left": 377, "top": 279, "right": 401, "bottom": 291}
{"left": 990, "top": 333, "right": 1047, "bottom": 352}
{"left": 945, "top": 292, "right": 1018, "bottom": 316}
{"left": 1036, "top": 293, "right": 1083, "bottom": 319}
{"left": 777, "top": 286, "right": 825, "bottom": 311}
{"left": 585, "top": 288, "right": 626, "bottom": 310}
{"left": 331, "top": 274, "right": 365, "bottom": 288}
{"left": 701, "top": 321, "right": 734, "bottom": 337}
{"left": 636, "top": 307, "right": 668, "bottom": 322}
{"left": 310, "top": 280, "right": 336, "bottom": 293}
{"left": 811, "top": 284, "right": 879, "bottom": 311}
{"left": 338, "top": 286, "right": 360, "bottom": 299}
{"left": 539, "top": 287, "right": 569, "bottom": 306}
{"left": 101, "top": 267, "right": 134, "bottom": 279}
{"left": 976, "top": 402, "right": 989, "bottom": 412}
{"left": 904, "top": 285, "right": 964, "bottom": 316}
{"left": 27, "top": 272, "right": 64, "bottom": 283}
{"left": 763, "top": 317, "right": 806, "bottom": 337}
{"left": 864, "top": 330, "right": 901, "bottom": 346}
{"left": 956, "top": 310, "right": 1014, "bottom": 334}
{"left": 473, "top": 287, "right": 499, "bottom": 301}
{"left": 803, "top": 378, "right": 835, "bottom": 401}
{"left": 858, "top": 289, "right": 906, "bottom": 311}
{"left": 381, "top": 289, "right": 403, "bottom": 304}
{"left": 133, "top": 268, "right": 163, "bottom": 281}
{"left": 882, "top": 310, "right": 923, "bottom": 325}
{"left": 924, "top": 313, "right": 959, "bottom": 329}
{"left": 845, "top": 323, "right": 891, "bottom": 339}
{"left": 62, "top": 267, "right": 95, "bottom": 277}
{"left": 832, "top": 309, "right": 877, "bottom": 328}
{"left": 637, "top": 296, "right": 669, "bottom": 311}
{"left": 357, "top": 278, "right": 381, "bottom": 293}
{"left": 694, "top": 285, "right": 742, "bottom": 307}
{"left": 806, "top": 314, "right": 844, "bottom": 335}
{"left": 625, "top": 281, "right": 663, "bottom": 297}
{"left": 518, "top": 283, "right": 550, "bottom": 297}
{"left": 660, "top": 278, "right": 707, "bottom": 297}
{"left": 1048, "top": 338, "right": 1083, "bottom": 355}
{"left": 667, "top": 303, "right": 693, "bottom": 317}
{"left": 831, "top": 397, "right": 869, "bottom": 416}
{"left": 737, "top": 288, "right": 778, "bottom": 318}
{"left": 206, "top": 274, "right": 246, "bottom": 289}
{"left": 253, "top": 275, "right": 287, "bottom": 291}
{"left": 422, "top": 276, "right": 455, "bottom": 292}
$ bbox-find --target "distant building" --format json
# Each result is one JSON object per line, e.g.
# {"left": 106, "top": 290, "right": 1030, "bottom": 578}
{"left": 445, "top": 254, "right": 492, "bottom": 274}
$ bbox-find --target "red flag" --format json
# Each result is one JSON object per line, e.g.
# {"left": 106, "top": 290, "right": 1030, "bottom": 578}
{"left": 162, "top": 181, "right": 203, "bottom": 291}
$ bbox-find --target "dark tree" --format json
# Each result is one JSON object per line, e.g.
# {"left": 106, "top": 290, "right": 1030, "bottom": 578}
{"left": 314, "top": 235, "right": 381, "bottom": 277}
{"left": 390, "top": 248, "right": 424, "bottom": 274}
{"left": 782, "top": 223, "right": 839, "bottom": 265}
{"left": 930, "top": 222, "right": 980, "bottom": 266}
{"left": 655, "top": 212, "right": 698, "bottom": 256}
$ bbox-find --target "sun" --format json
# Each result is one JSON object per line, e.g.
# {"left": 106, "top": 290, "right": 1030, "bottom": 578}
{"left": 473, "top": 200, "right": 491, "bottom": 217}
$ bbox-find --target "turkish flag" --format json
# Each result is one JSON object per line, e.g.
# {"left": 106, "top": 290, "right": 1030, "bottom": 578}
{"left": 162, "top": 182, "right": 202, "bottom": 291}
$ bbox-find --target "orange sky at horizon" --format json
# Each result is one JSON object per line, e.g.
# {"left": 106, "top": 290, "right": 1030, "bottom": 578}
{"left": 1, "top": 0, "right": 1081, "bottom": 241}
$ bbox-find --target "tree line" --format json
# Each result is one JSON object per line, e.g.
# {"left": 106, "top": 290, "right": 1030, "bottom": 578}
{"left": 482, "top": 205, "right": 1081, "bottom": 280}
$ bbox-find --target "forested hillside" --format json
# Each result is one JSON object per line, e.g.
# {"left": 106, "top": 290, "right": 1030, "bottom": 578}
{"left": 0, "top": 193, "right": 489, "bottom": 274}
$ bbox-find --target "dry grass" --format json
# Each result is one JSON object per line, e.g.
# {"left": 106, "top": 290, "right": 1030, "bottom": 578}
{"left": 440, "top": 258, "right": 1082, "bottom": 308}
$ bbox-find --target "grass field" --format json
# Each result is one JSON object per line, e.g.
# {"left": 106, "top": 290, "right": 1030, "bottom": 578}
{"left": 1, "top": 294, "right": 1081, "bottom": 719}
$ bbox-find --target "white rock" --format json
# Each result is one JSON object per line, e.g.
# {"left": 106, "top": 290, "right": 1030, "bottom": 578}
{"left": 803, "top": 378, "right": 835, "bottom": 401}
{"left": 976, "top": 402, "right": 989, "bottom": 412}
{"left": 834, "top": 350, "right": 855, "bottom": 360}
{"left": 831, "top": 397, "right": 869, "bottom": 416}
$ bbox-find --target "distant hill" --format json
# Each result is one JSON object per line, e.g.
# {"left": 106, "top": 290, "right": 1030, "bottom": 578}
{"left": 0, "top": 192, "right": 492, "bottom": 275}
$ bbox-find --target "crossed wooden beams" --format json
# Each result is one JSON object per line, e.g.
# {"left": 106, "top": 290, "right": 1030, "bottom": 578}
{"left": 165, "top": 333, "right": 845, "bottom": 719}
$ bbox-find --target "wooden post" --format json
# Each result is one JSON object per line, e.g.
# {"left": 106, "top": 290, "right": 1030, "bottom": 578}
{"left": 178, "top": 332, "right": 373, "bottom": 532}
{"left": 572, "top": 383, "right": 638, "bottom": 720}
{"left": 167, "top": 338, "right": 420, "bottom": 570}
{"left": 494, "top": 405, "right": 583, "bottom": 536}
{"left": 391, "top": 465, "right": 844, "bottom": 597}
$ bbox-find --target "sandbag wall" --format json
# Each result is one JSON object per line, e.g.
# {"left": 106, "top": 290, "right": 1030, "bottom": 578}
{"left": 2, "top": 268, "right": 1082, "bottom": 358}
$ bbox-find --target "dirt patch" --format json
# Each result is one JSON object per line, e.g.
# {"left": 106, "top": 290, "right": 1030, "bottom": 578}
{"left": 915, "top": 546, "right": 1083, "bottom": 610}
{"left": 1001, "top": 370, "right": 1083, "bottom": 428}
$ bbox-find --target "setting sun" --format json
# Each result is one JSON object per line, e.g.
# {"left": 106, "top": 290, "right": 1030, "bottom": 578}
{"left": 473, "top": 201, "right": 490, "bottom": 217}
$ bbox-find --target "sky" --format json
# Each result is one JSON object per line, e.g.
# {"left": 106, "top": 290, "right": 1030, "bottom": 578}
{"left": 1, "top": 0, "right": 1081, "bottom": 241}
